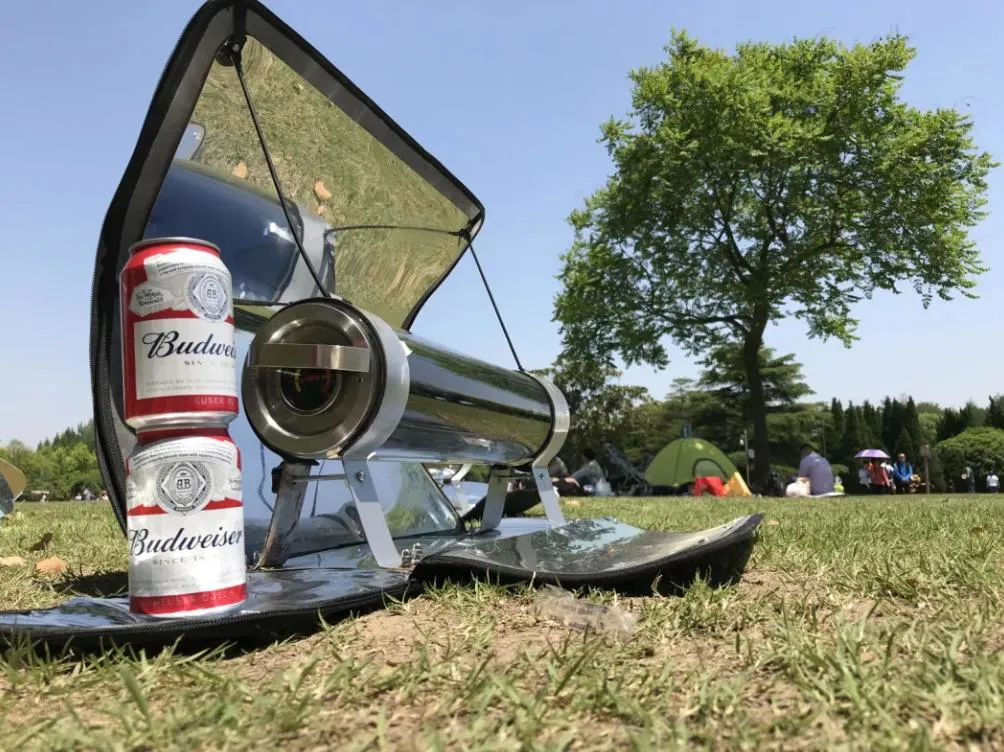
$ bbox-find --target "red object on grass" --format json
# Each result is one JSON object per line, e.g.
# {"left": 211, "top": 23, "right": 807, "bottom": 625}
{"left": 693, "top": 476, "right": 726, "bottom": 497}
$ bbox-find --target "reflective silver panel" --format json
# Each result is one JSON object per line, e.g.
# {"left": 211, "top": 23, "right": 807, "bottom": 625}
{"left": 95, "top": 2, "right": 485, "bottom": 534}
{"left": 373, "top": 331, "right": 553, "bottom": 465}
{"left": 0, "top": 568, "right": 410, "bottom": 635}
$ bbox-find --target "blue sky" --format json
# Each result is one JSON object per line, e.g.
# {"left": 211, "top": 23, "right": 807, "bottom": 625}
{"left": 0, "top": 0, "right": 1000, "bottom": 447}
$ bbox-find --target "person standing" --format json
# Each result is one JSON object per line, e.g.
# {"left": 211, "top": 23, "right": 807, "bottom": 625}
{"left": 892, "top": 453, "right": 914, "bottom": 495}
{"left": 987, "top": 471, "right": 999, "bottom": 494}
{"left": 963, "top": 466, "right": 977, "bottom": 494}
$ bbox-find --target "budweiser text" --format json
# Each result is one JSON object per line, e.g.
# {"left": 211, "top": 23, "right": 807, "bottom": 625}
{"left": 120, "top": 237, "right": 239, "bottom": 431}
{"left": 126, "top": 429, "right": 248, "bottom": 618}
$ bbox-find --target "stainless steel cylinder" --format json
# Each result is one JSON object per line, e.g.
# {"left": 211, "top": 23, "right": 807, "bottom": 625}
{"left": 242, "top": 298, "right": 564, "bottom": 466}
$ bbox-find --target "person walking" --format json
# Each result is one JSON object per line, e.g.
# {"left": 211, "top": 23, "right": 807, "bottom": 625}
{"left": 987, "top": 471, "right": 999, "bottom": 494}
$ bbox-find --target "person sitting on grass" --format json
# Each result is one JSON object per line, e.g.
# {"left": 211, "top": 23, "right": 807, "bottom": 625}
{"left": 892, "top": 453, "right": 914, "bottom": 494}
{"left": 570, "top": 448, "right": 606, "bottom": 492}
{"left": 797, "top": 443, "right": 834, "bottom": 496}
{"left": 549, "top": 456, "right": 589, "bottom": 497}
{"left": 881, "top": 460, "right": 896, "bottom": 492}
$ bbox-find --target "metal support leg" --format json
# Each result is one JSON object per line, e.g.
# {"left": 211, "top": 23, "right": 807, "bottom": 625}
{"left": 452, "top": 483, "right": 470, "bottom": 513}
{"left": 478, "top": 468, "right": 512, "bottom": 533}
{"left": 343, "top": 459, "right": 402, "bottom": 568}
{"left": 449, "top": 463, "right": 473, "bottom": 511}
{"left": 530, "top": 464, "right": 566, "bottom": 528}
{"left": 255, "top": 461, "right": 312, "bottom": 569}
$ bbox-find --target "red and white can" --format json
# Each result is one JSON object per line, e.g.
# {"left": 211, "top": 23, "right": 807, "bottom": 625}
{"left": 120, "top": 237, "right": 238, "bottom": 431}
{"left": 126, "top": 427, "right": 248, "bottom": 618}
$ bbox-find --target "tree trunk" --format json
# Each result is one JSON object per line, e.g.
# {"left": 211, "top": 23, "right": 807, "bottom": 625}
{"left": 742, "top": 316, "right": 771, "bottom": 490}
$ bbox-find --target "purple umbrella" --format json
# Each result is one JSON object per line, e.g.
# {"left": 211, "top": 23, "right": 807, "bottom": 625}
{"left": 855, "top": 449, "right": 890, "bottom": 460}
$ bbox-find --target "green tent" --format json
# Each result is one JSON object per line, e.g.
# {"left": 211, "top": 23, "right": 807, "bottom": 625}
{"left": 0, "top": 457, "right": 25, "bottom": 517}
{"left": 644, "top": 437, "right": 739, "bottom": 488}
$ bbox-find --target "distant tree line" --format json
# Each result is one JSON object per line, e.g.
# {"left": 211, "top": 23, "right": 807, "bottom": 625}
{"left": 541, "top": 343, "right": 1004, "bottom": 494}
{"left": 4, "top": 375, "right": 1003, "bottom": 498}
{"left": 0, "top": 421, "right": 103, "bottom": 500}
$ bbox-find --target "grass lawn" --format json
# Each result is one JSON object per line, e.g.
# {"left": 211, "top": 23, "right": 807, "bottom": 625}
{"left": 1, "top": 494, "right": 1003, "bottom": 750}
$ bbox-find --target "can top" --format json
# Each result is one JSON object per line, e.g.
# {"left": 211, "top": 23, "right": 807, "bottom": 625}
{"left": 128, "top": 237, "right": 223, "bottom": 257}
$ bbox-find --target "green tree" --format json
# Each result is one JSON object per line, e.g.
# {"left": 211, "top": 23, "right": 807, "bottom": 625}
{"left": 767, "top": 402, "right": 832, "bottom": 467}
{"left": 838, "top": 403, "right": 871, "bottom": 472}
{"left": 699, "top": 343, "right": 813, "bottom": 408}
{"left": 554, "top": 31, "right": 995, "bottom": 486}
{"left": 0, "top": 420, "right": 103, "bottom": 500}
{"left": 917, "top": 412, "right": 940, "bottom": 449}
{"left": 936, "top": 427, "right": 1004, "bottom": 491}
{"left": 825, "top": 399, "right": 845, "bottom": 457}
{"left": 986, "top": 394, "right": 1004, "bottom": 430}
{"left": 696, "top": 343, "right": 813, "bottom": 446}
{"left": 938, "top": 401, "right": 980, "bottom": 441}
{"left": 880, "top": 397, "right": 895, "bottom": 453}
{"left": 532, "top": 356, "right": 651, "bottom": 468}
{"left": 894, "top": 426, "right": 917, "bottom": 461}
{"left": 903, "top": 398, "right": 923, "bottom": 457}
{"left": 861, "top": 402, "right": 882, "bottom": 446}
{"left": 0, "top": 440, "right": 33, "bottom": 472}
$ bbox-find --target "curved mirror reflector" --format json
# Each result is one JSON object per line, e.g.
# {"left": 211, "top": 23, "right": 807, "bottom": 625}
{"left": 155, "top": 37, "right": 473, "bottom": 324}
{"left": 98, "top": 3, "right": 484, "bottom": 536}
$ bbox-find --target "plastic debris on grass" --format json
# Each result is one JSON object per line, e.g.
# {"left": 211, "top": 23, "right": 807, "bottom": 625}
{"left": 533, "top": 585, "right": 637, "bottom": 640}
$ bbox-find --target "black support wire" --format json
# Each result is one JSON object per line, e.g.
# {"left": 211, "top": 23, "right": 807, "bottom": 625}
{"left": 466, "top": 238, "right": 525, "bottom": 373}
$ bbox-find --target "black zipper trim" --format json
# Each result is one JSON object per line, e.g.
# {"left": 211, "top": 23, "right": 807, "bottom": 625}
{"left": 0, "top": 581, "right": 413, "bottom": 644}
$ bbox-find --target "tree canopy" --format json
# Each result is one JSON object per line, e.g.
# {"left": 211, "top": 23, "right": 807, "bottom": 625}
{"left": 554, "top": 30, "right": 996, "bottom": 486}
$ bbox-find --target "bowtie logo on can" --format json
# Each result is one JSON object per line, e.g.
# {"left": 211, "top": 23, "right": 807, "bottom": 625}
{"left": 187, "top": 272, "right": 229, "bottom": 322}
{"left": 156, "top": 460, "right": 212, "bottom": 515}
{"left": 126, "top": 428, "right": 247, "bottom": 618}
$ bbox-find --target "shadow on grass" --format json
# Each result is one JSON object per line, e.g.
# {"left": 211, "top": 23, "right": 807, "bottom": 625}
{"left": 0, "top": 584, "right": 426, "bottom": 663}
{"left": 54, "top": 571, "right": 128, "bottom": 599}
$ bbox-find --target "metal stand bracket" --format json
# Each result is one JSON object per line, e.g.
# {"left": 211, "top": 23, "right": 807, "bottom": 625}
{"left": 530, "top": 464, "right": 566, "bottom": 528}
{"left": 476, "top": 463, "right": 567, "bottom": 534}
{"left": 254, "top": 460, "right": 312, "bottom": 569}
{"left": 343, "top": 459, "right": 402, "bottom": 568}
{"left": 477, "top": 467, "right": 513, "bottom": 533}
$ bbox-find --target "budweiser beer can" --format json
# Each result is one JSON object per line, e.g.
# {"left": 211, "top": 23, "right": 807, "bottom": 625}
{"left": 121, "top": 237, "right": 238, "bottom": 431}
{"left": 126, "top": 428, "right": 248, "bottom": 618}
